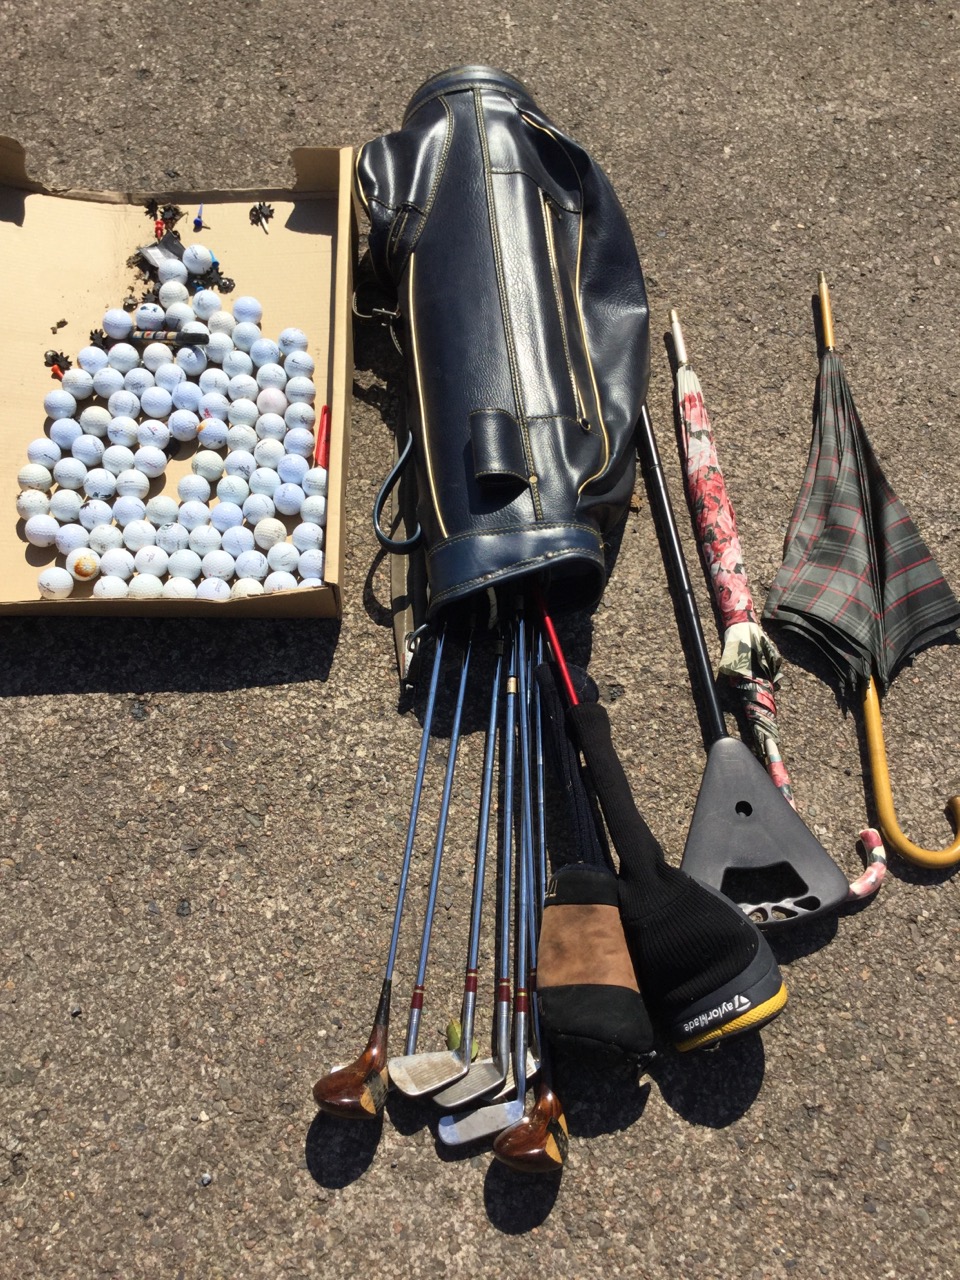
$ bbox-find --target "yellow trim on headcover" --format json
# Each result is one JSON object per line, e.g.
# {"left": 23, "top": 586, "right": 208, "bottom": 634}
{"left": 674, "top": 983, "right": 788, "bottom": 1053}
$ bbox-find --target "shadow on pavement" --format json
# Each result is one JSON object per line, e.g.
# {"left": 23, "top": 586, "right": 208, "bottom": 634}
{"left": 304, "top": 1111, "right": 382, "bottom": 1189}
{"left": 483, "top": 1159, "right": 562, "bottom": 1232}
{"left": 651, "top": 1031, "right": 765, "bottom": 1127}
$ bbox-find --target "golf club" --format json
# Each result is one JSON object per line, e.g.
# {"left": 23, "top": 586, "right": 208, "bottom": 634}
{"left": 389, "top": 629, "right": 474, "bottom": 1092}
{"left": 312, "top": 627, "right": 447, "bottom": 1118}
{"left": 388, "top": 636, "right": 500, "bottom": 1096}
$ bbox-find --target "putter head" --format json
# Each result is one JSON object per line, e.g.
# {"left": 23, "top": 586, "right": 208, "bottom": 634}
{"left": 681, "top": 737, "right": 850, "bottom": 926}
{"left": 388, "top": 1049, "right": 468, "bottom": 1098}
{"left": 437, "top": 1098, "right": 525, "bottom": 1147}
{"left": 492, "top": 1084, "right": 568, "bottom": 1173}
{"left": 432, "top": 1056, "right": 506, "bottom": 1109}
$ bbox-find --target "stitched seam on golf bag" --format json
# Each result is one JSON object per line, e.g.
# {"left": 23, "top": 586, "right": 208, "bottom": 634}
{"left": 427, "top": 549, "right": 599, "bottom": 609}
{"left": 540, "top": 192, "right": 586, "bottom": 427}
{"left": 406, "top": 96, "right": 454, "bottom": 261}
{"left": 473, "top": 88, "right": 542, "bottom": 520}
{"left": 424, "top": 519, "right": 599, "bottom": 551}
{"left": 520, "top": 109, "right": 611, "bottom": 491}
{"left": 406, "top": 254, "right": 448, "bottom": 538}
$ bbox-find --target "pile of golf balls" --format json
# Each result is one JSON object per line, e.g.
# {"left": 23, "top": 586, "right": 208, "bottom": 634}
{"left": 17, "top": 288, "right": 328, "bottom": 602}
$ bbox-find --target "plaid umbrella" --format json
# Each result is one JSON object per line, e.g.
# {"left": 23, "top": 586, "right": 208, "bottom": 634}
{"left": 671, "top": 310, "right": 794, "bottom": 808}
{"left": 763, "top": 275, "right": 960, "bottom": 868}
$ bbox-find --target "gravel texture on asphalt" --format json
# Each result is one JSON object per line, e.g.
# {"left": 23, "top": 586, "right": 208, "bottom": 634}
{"left": 1, "top": 3, "right": 958, "bottom": 1277}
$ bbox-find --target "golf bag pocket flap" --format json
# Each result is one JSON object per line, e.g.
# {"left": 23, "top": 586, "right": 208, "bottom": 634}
{"left": 470, "top": 409, "right": 530, "bottom": 487}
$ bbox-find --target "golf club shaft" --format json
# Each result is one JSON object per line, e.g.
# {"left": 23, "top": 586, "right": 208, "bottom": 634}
{"left": 638, "top": 404, "right": 728, "bottom": 745}
{"left": 404, "top": 630, "right": 474, "bottom": 1053}
{"left": 512, "top": 623, "right": 531, "bottom": 1103}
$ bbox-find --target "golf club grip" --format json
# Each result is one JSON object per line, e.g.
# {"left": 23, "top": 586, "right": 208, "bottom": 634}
{"left": 567, "top": 701, "right": 667, "bottom": 867}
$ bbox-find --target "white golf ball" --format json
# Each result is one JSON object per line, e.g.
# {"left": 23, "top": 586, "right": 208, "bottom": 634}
{"left": 189, "top": 523, "right": 221, "bottom": 557}
{"left": 199, "top": 367, "right": 230, "bottom": 395}
{"left": 199, "top": 391, "right": 230, "bottom": 421}
{"left": 27, "top": 437, "right": 61, "bottom": 469}
{"left": 197, "top": 419, "right": 229, "bottom": 450}
{"left": 72, "top": 435, "right": 105, "bottom": 468}
{"left": 206, "top": 332, "right": 235, "bottom": 364}
{"left": 266, "top": 541, "right": 299, "bottom": 574}
{"left": 255, "top": 412, "right": 287, "bottom": 442}
{"left": 283, "top": 349, "right": 315, "bottom": 378}
{"left": 299, "top": 578, "right": 323, "bottom": 589}
{"left": 182, "top": 243, "right": 214, "bottom": 274}
{"left": 256, "top": 362, "right": 287, "bottom": 391}
{"left": 263, "top": 571, "right": 297, "bottom": 593}
{"left": 140, "top": 386, "right": 173, "bottom": 419}
{"left": 93, "top": 575, "right": 130, "bottom": 599}
{"left": 38, "top": 567, "right": 74, "bottom": 600}
{"left": 178, "top": 473, "right": 211, "bottom": 504}
{"left": 112, "top": 495, "right": 146, "bottom": 527}
{"left": 16, "top": 490, "right": 51, "bottom": 521}
{"left": 158, "top": 280, "right": 190, "bottom": 308}
{"left": 79, "top": 405, "right": 111, "bottom": 437}
{"left": 89, "top": 524, "right": 124, "bottom": 554}
{"left": 253, "top": 439, "right": 284, "bottom": 470}
{"left": 55, "top": 523, "right": 89, "bottom": 556}
{"left": 222, "top": 349, "right": 254, "bottom": 378}
{"left": 78, "top": 499, "right": 114, "bottom": 531}
{"left": 107, "top": 416, "right": 140, "bottom": 448}
{"left": 83, "top": 469, "right": 117, "bottom": 501}
{"left": 162, "top": 577, "right": 198, "bottom": 599}
{"left": 138, "top": 419, "right": 171, "bottom": 449}
{"left": 113, "top": 471, "right": 148, "bottom": 503}
{"left": 192, "top": 288, "right": 221, "bottom": 320}
{"left": 106, "top": 343, "right": 140, "bottom": 374}
{"left": 108, "top": 389, "right": 141, "bottom": 419}
{"left": 66, "top": 546, "right": 100, "bottom": 582}
{"left": 291, "top": 521, "right": 324, "bottom": 553}
{"left": 176, "top": 345, "right": 207, "bottom": 377}
{"left": 248, "top": 468, "right": 280, "bottom": 497}
{"left": 228, "top": 398, "right": 259, "bottom": 428}
{"left": 210, "top": 501, "right": 244, "bottom": 533}
{"left": 181, "top": 320, "right": 210, "bottom": 340}
{"left": 48, "top": 489, "right": 84, "bottom": 522}
{"left": 234, "top": 549, "right": 269, "bottom": 580}
{"left": 232, "top": 321, "right": 261, "bottom": 353}
{"left": 168, "top": 548, "right": 203, "bottom": 580}
{"left": 232, "top": 296, "right": 263, "bottom": 325}
{"left": 52, "top": 457, "right": 88, "bottom": 491}
{"left": 164, "top": 302, "right": 194, "bottom": 331}
{"left": 128, "top": 573, "right": 164, "bottom": 599}
{"left": 24, "top": 514, "right": 60, "bottom": 547}
{"left": 284, "top": 425, "right": 315, "bottom": 456}
{"left": 133, "top": 446, "right": 167, "bottom": 480}
{"left": 302, "top": 466, "right": 328, "bottom": 497}
{"left": 249, "top": 337, "right": 281, "bottom": 368}
{"left": 224, "top": 450, "right": 257, "bottom": 481}
{"left": 253, "top": 517, "right": 286, "bottom": 551}
{"left": 284, "top": 405, "right": 316, "bottom": 436}
{"left": 60, "top": 368, "right": 94, "bottom": 401}
{"left": 278, "top": 327, "right": 309, "bottom": 356}
{"left": 77, "top": 345, "right": 110, "bottom": 374}
{"left": 207, "top": 310, "right": 236, "bottom": 336}
{"left": 221, "top": 525, "right": 255, "bottom": 557}
{"left": 102, "top": 445, "right": 137, "bottom": 475}
{"left": 123, "top": 520, "right": 157, "bottom": 552}
{"left": 44, "top": 388, "right": 77, "bottom": 421}
{"left": 155, "top": 362, "right": 186, "bottom": 393}
{"left": 135, "top": 302, "right": 166, "bottom": 330}
{"left": 256, "top": 387, "right": 288, "bottom": 417}
{"left": 276, "top": 453, "right": 309, "bottom": 486}
{"left": 300, "top": 494, "right": 327, "bottom": 525}
{"left": 157, "top": 257, "right": 189, "bottom": 284}
{"left": 243, "top": 493, "right": 275, "bottom": 523}
{"left": 146, "top": 495, "right": 179, "bottom": 526}
{"left": 196, "top": 577, "right": 231, "bottom": 601}
{"left": 168, "top": 409, "right": 200, "bottom": 442}
{"left": 93, "top": 366, "right": 125, "bottom": 398}
{"left": 227, "top": 374, "right": 258, "bottom": 402}
{"left": 124, "top": 366, "right": 156, "bottom": 397}
{"left": 202, "top": 549, "right": 235, "bottom": 581}
{"left": 102, "top": 307, "right": 134, "bottom": 339}
{"left": 178, "top": 500, "right": 210, "bottom": 531}
{"left": 285, "top": 376, "right": 316, "bottom": 404}
{"left": 155, "top": 522, "right": 191, "bottom": 555}
{"left": 172, "top": 380, "right": 203, "bottom": 412}
{"left": 273, "top": 483, "right": 305, "bottom": 517}
{"left": 192, "top": 450, "right": 225, "bottom": 482}
{"left": 231, "top": 578, "right": 264, "bottom": 598}
{"left": 225, "top": 424, "right": 257, "bottom": 454}
{"left": 297, "top": 548, "right": 325, "bottom": 581}
{"left": 134, "top": 545, "right": 169, "bottom": 577}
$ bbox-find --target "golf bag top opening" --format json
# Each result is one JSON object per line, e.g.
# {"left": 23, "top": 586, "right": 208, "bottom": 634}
{"left": 357, "top": 65, "right": 650, "bottom": 618}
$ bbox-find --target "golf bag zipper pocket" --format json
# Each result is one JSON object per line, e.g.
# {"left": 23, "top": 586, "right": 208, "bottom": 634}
{"left": 541, "top": 192, "right": 587, "bottom": 430}
{"left": 406, "top": 252, "right": 449, "bottom": 539}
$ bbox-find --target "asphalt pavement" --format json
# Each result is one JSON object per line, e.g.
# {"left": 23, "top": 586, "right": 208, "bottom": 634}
{"left": 1, "top": 2, "right": 958, "bottom": 1277}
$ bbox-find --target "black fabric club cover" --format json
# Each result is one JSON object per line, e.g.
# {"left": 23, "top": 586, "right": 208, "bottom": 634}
{"left": 356, "top": 66, "right": 650, "bottom": 616}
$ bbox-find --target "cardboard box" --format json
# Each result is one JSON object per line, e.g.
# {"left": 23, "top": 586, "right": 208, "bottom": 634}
{"left": 0, "top": 136, "right": 354, "bottom": 616}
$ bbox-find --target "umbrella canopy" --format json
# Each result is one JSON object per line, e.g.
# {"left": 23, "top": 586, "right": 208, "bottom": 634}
{"left": 763, "top": 275, "right": 960, "bottom": 867}
{"left": 672, "top": 310, "right": 794, "bottom": 807}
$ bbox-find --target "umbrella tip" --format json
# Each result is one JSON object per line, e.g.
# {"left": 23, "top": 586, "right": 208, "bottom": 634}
{"left": 669, "top": 309, "right": 688, "bottom": 368}
{"left": 816, "top": 273, "right": 835, "bottom": 350}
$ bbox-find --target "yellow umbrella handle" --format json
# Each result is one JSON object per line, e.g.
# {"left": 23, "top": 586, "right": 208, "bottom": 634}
{"left": 862, "top": 675, "right": 960, "bottom": 868}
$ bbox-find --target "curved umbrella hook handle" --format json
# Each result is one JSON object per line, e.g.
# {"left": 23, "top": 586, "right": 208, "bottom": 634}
{"left": 863, "top": 675, "right": 960, "bottom": 868}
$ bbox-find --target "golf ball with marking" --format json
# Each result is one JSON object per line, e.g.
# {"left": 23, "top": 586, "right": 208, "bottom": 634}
{"left": 44, "top": 389, "right": 77, "bottom": 421}
{"left": 112, "top": 495, "right": 146, "bottom": 527}
{"left": 278, "top": 327, "right": 309, "bottom": 356}
{"left": 93, "top": 367, "right": 125, "bottom": 398}
{"left": 102, "top": 445, "right": 136, "bottom": 475}
{"left": 135, "top": 302, "right": 165, "bottom": 330}
{"left": 157, "top": 257, "right": 189, "bottom": 284}
{"left": 232, "top": 296, "right": 263, "bottom": 325}
{"left": 283, "top": 349, "right": 315, "bottom": 378}
{"left": 155, "top": 522, "right": 190, "bottom": 554}
{"left": 27, "top": 438, "right": 61, "bottom": 469}
{"left": 302, "top": 466, "right": 328, "bottom": 497}
{"left": 231, "top": 578, "right": 264, "bottom": 598}
{"left": 60, "top": 368, "right": 94, "bottom": 400}
{"left": 201, "top": 549, "right": 235, "bottom": 580}
{"left": 297, "top": 548, "right": 324, "bottom": 580}
{"left": 222, "top": 350, "right": 254, "bottom": 378}
{"left": 249, "top": 468, "right": 280, "bottom": 497}
{"left": 168, "top": 549, "right": 202, "bottom": 580}
{"left": 38, "top": 567, "right": 74, "bottom": 599}
{"left": 266, "top": 541, "right": 299, "bottom": 574}
{"left": 122, "top": 520, "right": 156, "bottom": 552}
{"left": 128, "top": 573, "right": 164, "bottom": 599}
{"left": 210, "top": 501, "right": 244, "bottom": 533}
{"left": 253, "top": 517, "right": 286, "bottom": 550}
{"left": 102, "top": 308, "right": 134, "bottom": 339}
{"left": 93, "top": 575, "right": 129, "bottom": 598}
{"left": 134, "top": 545, "right": 169, "bottom": 577}
{"left": 276, "top": 453, "right": 309, "bottom": 485}
{"left": 17, "top": 491, "right": 51, "bottom": 520}
{"left": 182, "top": 243, "right": 214, "bottom": 274}
{"left": 83, "top": 469, "right": 118, "bottom": 501}
{"left": 49, "top": 489, "right": 84, "bottom": 522}
{"left": 89, "top": 524, "right": 124, "bottom": 554}
{"left": 66, "top": 547, "right": 100, "bottom": 582}
{"left": 234, "top": 549, "right": 269, "bottom": 580}
{"left": 115, "top": 469, "right": 150, "bottom": 499}
{"left": 78, "top": 499, "right": 114, "bottom": 531}
{"left": 221, "top": 525, "right": 255, "bottom": 557}
{"left": 273, "top": 483, "right": 304, "bottom": 517}
{"left": 243, "top": 493, "right": 275, "bottom": 523}
{"left": 192, "top": 451, "right": 226, "bottom": 483}
{"left": 284, "top": 405, "right": 316, "bottom": 435}
{"left": 52, "top": 457, "right": 88, "bottom": 490}
{"left": 55, "top": 523, "right": 89, "bottom": 555}
{"left": 291, "top": 521, "right": 324, "bottom": 552}
{"left": 189, "top": 525, "right": 221, "bottom": 556}
{"left": 196, "top": 577, "right": 231, "bottom": 601}
{"left": 177, "top": 500, "right": 210, "bottom": 531}
{"left": 72, "top": 435, "right": 105, "bottom": 468}
{"left": 106, "top": 343, "right": 140, "bottom": 374}
{"left": 24, "top": 514, "right": 60, "bottom": 547}
{"left": 263, "top": 570, "right": 297, "bottom": 593}
{"left": 197, "top": 419, "right": 229, "bottom": 450}
{"left": 163, "top": 577, "right": 198, "bottom": 599}
{"left": 169, "top": 409, "right": 201, "bottom": 442}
